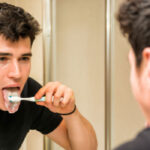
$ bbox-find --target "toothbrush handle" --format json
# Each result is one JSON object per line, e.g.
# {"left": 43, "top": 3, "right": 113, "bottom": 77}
{"left": 35, "top": 96, "right": 45, "bottom": 102}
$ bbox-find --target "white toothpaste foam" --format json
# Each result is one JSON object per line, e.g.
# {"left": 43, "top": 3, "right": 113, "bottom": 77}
{"left": 3, "top": 88, "right": 20, "bottom": 113}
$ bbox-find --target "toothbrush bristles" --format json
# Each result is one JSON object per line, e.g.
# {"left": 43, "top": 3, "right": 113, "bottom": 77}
{"left": 8, "top": 96, "right": 21, "bottom": 102}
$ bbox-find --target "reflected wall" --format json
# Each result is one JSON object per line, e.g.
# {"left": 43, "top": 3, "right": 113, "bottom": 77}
{"left": 49, "top": 0, "right": 105, "bottom": 150}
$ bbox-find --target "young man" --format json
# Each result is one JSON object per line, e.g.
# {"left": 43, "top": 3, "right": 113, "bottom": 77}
{"left": 0, "top": 3, "right": 97, "bottom": 150}
{"left": 114, "top": 0, "right": 150, "bottom": 149}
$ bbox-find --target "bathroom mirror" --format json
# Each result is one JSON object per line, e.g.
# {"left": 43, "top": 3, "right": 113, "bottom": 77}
{"left": 0, "top": 0, "right": 146, "bottom": 150}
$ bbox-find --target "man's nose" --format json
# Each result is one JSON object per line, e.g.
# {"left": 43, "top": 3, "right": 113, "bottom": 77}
{"left": 8, "top": 60, "right": 21, "bottom": 79}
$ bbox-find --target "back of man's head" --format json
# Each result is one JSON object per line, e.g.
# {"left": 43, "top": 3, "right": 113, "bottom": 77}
{"left": 0, "top": 3, "right": 41, "bottom": 45}
{"left": 117, "top": 0, "right": 150, "bottom": 67}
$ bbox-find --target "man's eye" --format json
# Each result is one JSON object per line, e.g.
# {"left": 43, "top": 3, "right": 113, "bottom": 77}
{"left": 0, "top": 57, "right": 8, "bottom": 61}
{"left": 20, "top": 57, "right": 30, "bottom": 61}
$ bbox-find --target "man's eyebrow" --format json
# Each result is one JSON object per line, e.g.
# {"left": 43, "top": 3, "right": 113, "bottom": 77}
{"left": 0, "top": 53, "right": 12, "bottom": 56}
{"left": 0, "top": 52, "right": 32, "bottom": 57}
{"left": 22, "top": 53, "right": 32, "bottom": 57}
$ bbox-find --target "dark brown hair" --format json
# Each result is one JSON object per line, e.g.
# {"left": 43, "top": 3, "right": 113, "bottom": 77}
{"left": 0, "top": 3, "right": 41, "bottom": 45}
{"left": 117, "top": 0, "right": 150, "bottom": 66}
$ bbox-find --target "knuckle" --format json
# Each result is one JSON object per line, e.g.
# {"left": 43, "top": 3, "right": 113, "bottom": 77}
{"left": 54, "top": 94, "right": 60, "bottom": 99}
{"left": 60, "top": 100, "right": 66, "bottom": 106}
{"left": 53, "top": 101, "right": 59, "bottom": 107}
{"left": 62, "top": 100, "right": 68, "bottom": 105}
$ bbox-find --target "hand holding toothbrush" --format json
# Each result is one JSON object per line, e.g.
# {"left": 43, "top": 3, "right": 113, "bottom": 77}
{"left": 34, "top": 81, "right": 76, "bottom": 115}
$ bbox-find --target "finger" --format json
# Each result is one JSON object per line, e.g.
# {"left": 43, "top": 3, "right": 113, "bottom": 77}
{"left": 60, "top": 88, "right": 74, "bottom": 107}
{"left": 53, "top": 86, "right": 64, "bottom": 107}
{"left": 45, "top": 92, "right": 53, "bottom": 106}
{"left": 36, "top": 101, "right": 47, "bottom": 107}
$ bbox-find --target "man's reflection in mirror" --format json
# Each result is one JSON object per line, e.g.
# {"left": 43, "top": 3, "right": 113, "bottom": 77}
{"left": 115, "top": 0, "right": 150, "bottom": 149}
{"left": 0, "top": 3, "right": 97, "bottom": 150}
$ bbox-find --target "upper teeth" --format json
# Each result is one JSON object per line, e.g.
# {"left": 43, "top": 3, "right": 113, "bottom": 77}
{"left": 3, "top": 88, "right": 19, "bottom": 97}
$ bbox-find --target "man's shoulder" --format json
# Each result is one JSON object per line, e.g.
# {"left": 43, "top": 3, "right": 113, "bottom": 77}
{"left": 114, "top": 128, "right": 150, "bottom": 150}
{"left": 26, "top": 77, "right": 41, "bottom": 86}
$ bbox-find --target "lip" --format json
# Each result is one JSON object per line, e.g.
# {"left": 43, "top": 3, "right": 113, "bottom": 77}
{"left": 2, "top": 84, "right": 22, "bottom": 94}
{"left": 2, "top": 84, "right": 21, "bottom": 89}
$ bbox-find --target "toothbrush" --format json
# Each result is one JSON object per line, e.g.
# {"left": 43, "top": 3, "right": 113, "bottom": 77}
{"left": 8, "top": 96, "right": 45, "bottom": 103}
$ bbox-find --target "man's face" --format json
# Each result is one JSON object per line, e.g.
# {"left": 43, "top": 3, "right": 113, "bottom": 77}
{"left": 129, "top": 49, "right": 150, "bottom": 118}
{"left": 0, "top": 35, "right": 31, "bottom": 113}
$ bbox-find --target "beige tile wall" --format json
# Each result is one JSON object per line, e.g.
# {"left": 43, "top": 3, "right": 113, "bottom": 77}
{"left": 51, "top": 0, "right": 105, "bottom": 150}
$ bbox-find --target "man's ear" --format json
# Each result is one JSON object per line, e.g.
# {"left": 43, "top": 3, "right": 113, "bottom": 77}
{"left": 143, "top": 48, "right": 150, "bottom": 77}
{"left": 143, "top": 48, "right": 150, "bottom": 60}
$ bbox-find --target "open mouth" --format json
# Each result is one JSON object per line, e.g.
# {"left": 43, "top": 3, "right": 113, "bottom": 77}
{"left": 2, "top": 87, "right": 21, "bottom": 113}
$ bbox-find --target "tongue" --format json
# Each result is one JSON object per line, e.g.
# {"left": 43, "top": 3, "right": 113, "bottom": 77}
{"left": 3, "top": 88, "right": 20, "bottom": 113}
